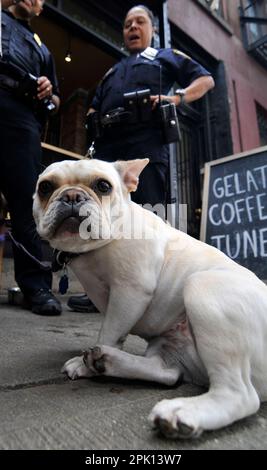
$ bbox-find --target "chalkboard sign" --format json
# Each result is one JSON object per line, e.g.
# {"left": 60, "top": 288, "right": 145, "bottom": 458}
{"left": 200, "top": 146, "right": 267, "bottom": 280}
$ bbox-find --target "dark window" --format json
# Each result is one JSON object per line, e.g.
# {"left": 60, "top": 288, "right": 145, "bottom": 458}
{"left": 205, "top": 0, "right": 224, "bottom": 17}
{"left": 256, "top": 102, "right": 267, "bottom": 145}
{"left": 198, "top": 0, "right": 229, "bottom": 21}
{"left": 241, "top": 0, "right": 267, "bottom": 45}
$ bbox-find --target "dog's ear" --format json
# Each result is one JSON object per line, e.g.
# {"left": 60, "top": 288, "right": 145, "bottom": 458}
{"left": 114, "top": 158, "right": 149, "bottom": 192}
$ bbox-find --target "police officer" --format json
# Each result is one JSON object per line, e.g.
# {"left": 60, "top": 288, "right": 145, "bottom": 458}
{"left": 0, "top": 0, "right": 61, "bottom": 315}
{"left": 67, "top": 4, "right": 215, "bottom": 312}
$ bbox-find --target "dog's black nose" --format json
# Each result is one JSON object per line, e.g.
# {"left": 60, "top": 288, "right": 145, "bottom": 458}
{"left": 60, "top": 190, "right": 87, "bottom": 205}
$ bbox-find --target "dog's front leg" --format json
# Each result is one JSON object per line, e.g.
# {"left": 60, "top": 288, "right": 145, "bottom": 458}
{"left": 97, "top": 286, "right": 152, "bottom": 348}
{"left": 62, "top": 287, "right": 152, "bottom": 380}
{"left": 83, "top": 343, "right": 180, "bottom": 386}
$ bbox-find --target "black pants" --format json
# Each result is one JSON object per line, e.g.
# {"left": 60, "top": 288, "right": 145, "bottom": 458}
{"left": 0, "top": 123, "right": 52, "bottom": 294}
{"left": 95, "top": 135, "right": 169, "bottom": 207}
{"left": 130, "top": 161, "right": 168, "bottom": 207}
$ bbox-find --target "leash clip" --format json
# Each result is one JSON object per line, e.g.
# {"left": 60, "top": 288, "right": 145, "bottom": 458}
{"left": 85, "top": 141, "right": 95, "bottom": 159}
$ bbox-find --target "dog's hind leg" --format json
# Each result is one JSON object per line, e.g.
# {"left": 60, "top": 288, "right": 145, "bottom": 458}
{"left": 149, "top": 271, "right": 261, "bottom": 438}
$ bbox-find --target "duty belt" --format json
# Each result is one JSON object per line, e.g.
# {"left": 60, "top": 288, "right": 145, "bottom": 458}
{"left": 101, "top": 108, "right": 132, "bottom": 127}
{"left": 85, "top": 107, "right": 158, "bottom": 142}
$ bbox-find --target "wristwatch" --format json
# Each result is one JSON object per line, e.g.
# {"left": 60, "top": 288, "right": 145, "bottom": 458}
{"left": 175, "top": 89, "right": 186, "bottom": 105}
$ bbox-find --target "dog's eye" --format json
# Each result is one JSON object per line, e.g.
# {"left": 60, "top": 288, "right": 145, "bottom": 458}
{"left": 38, "top": 180, "right": 54, "bottom": 197}
{"left": 95, "top": 179, "right": 112, "bottom": 195}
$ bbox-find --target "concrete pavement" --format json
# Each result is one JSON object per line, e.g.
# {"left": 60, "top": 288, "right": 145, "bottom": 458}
{"left": 0, "top": 293, "right": 267, "bottom": 450}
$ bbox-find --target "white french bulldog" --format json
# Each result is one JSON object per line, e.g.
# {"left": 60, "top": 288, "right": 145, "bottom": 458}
{"left": 33, "top": 158, "right": 267, "bottom": 439}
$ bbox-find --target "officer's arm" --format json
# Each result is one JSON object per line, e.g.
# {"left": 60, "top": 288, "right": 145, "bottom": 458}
{"left": 151, "top": 75, "right": 214, "bottom": 108}
{"left": 176, "top": 75, "right": 215, "bottom": 105}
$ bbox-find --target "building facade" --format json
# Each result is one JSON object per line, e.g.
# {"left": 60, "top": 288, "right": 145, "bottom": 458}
{"left": 34, "top": 0, "right": 267, "bottom": 236}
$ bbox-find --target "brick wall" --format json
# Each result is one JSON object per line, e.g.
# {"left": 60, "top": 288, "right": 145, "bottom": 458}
{"left": 168, "top": 0, "right": 267, "bottom": 154}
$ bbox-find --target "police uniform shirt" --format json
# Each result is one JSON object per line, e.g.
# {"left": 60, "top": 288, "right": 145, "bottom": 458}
{"left": 0, "top": 10, "right": 59, "bottom": 129}
{"left": 92, "top": 47, "right": 211, "bottom": 116}
{"left": 91, "top": 47, "right": 211, "bottom": 163}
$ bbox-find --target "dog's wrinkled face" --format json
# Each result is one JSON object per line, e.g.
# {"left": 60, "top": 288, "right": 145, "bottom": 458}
{"left": 33, "top": 158, "right": 149, "bottom": 252}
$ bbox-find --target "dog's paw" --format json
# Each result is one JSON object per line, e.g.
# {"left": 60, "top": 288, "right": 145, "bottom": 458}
{"left": 83, "top": 346, "right": 106, "bottom": 375}
{"left": 83, "top": 346, "right": 117, "bottom": 375}
{"left": 148, "top": 399, "right": 203, "bottom": 439}
{"left": 61, "top": 355, "right": 93, "bottom": 380}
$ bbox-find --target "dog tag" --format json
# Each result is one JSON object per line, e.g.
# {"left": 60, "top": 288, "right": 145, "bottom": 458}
{"left": 59, "top": 266, "right": 69, "bottom": 294}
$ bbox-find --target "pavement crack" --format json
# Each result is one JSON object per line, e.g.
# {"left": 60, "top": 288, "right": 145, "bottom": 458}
{"left": 0, "top": 376, "right": 67, "bottom": 392}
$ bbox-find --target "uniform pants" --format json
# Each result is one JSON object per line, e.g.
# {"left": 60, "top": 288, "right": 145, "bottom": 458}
{"left": 95, "top": 137, "right": 169, "bottom": 207}
{"left": 0, "top": 123, "right": 52, "bottom": 294}
{"left": 130, "top": 161, "right": 168, "bottom": 207}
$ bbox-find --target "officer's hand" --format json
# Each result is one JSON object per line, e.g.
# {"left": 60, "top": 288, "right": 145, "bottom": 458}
{"left": 37, "top": 76, "right": 53, "bottom": 101}
{"left": 150, "top": 95, "right": 179, "bottom": 110}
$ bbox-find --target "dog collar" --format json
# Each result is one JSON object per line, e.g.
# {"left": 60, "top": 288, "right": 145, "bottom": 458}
{"left": 52, "top": 249, "right": 81, "bottom": 273}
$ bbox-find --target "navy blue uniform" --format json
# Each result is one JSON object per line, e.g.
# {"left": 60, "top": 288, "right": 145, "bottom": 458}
{"left": 0, "top": 11, "right": 59, "bottom": 295}
{"left": 91, "top": 47, "right": 211, "bottom": 206}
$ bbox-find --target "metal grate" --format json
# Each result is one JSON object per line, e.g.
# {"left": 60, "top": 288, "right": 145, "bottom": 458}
{"left": 240, "top": 1, "right": 267, "bottom": 68}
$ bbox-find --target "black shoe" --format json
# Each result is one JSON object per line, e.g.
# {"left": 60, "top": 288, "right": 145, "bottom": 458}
{"left": 24, "top": 289, "right": 62, "bottom": 316}
{"left": 67, "top": 294, "right": 99, "bottom": 313}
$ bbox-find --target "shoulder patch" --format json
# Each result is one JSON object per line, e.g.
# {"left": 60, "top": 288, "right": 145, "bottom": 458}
{"left": 173, "top": 49, "right": 191, "bottom": 60}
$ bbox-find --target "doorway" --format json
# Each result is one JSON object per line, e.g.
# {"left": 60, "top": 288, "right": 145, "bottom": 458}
{"left": 33, "top": 12, "right": 119, "bottom": 155}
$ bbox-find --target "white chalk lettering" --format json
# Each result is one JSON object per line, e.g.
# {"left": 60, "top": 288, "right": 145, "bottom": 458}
{"left": 234, "top": 198, "right": 245, "bottom": 223}
{"left": 247, "top": 170, "right": 259, "bottom": 192}
{"left": 243, "top": 229, "right": 258, "bottom": 258}
{"left": 253, "top": 165, "right": 267, "bottom": 189}
{"left": 210, "top": 234, "right": 226, "bottom": 251}
{"left": 209, "top": 192, "right": 267, "bottom": 225}
{"left": 234, "top": 172, "right": 246, "bottom": 195}
{"left": 225, "top": 232, "right": 241, "bottom": 259}
{"left": 257, "top": 193, "right": 267, "bottom": 220}
{"left": 221, "top": 202, "right": 235, "bottom": 225}
{"left": 210, "top": 229, "right": 267, "bottom": 260}
{"left": 213, "top": 177, "right": 224, "bottom": 198}
{"left": 245, "top": 196, "right": 255, "bottom": 223}
{"left": 260, "top": 228, "right": 267, "bottom": 257}
{"left": 224, "top": 174, "right": 235, "bottom": 197}
{"left": 209, "top": 204, "right": 221, "bottom": 226}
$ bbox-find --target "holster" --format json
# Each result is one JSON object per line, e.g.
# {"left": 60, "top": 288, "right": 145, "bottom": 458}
{"left": 123, "top": 89, "right": 152, "bottom": 124}
{"left": 85, "top": 112, "right": 102, "bottom": 143}
{"left": 159, "top": 102, "right": 181, "bottom": 144}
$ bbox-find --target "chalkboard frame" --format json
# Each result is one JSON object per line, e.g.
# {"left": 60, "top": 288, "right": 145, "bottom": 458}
{"left": 200, "top": 145, "right": 267, "bottom": 281}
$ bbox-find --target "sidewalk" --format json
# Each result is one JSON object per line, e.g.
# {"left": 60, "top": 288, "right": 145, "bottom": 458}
{"left": 0, "top": 293, "right": 267, "bottom": 450}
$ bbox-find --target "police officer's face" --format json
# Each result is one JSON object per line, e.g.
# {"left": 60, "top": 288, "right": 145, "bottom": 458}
{"left": 123, "top": 8, "right": 154, "bottom": 53}
{"left": 12, "top": 0, "right": 44, "bottom": 20}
